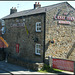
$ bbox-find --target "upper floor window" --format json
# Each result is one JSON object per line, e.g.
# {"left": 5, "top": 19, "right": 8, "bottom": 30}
{"left": 36, "top": 22, "right": 41, "bottom": 32}
{"left": 0, "top": 19, "right": 5, "bottom": 26}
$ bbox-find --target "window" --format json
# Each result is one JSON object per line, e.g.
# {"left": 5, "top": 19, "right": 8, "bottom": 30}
{"left": 36, "top": 22, "right": 41, "bottom": 32}
{"left": 1, "top": 27, "right": 6, "bottom": 34}
{"left": 2, "top": 20, "right": 5, "bottom": 26}
{"left": 23, "top": 18, "right": 25, "bottom": 22}
{"left": 35, "top": 44, "right": 41, "bottom": 55}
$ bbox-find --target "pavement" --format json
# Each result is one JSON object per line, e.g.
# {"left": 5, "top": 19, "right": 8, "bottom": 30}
{"left": 0, "top": 61, "right": 74, "bottom": 75}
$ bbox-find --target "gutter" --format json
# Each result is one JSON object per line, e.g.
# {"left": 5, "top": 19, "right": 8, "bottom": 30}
{"left": 2, "top": 12, "right": 46, "bottom": 20}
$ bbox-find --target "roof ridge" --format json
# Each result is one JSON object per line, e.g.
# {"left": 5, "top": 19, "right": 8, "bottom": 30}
{"left": 15, "top": 2, "right": 67, "bottom": 13}
{"left": 2, "top": 2, "right": 73, "bottom": 19}
{"left": 41, "top": 2, "right": 67, "bottom": 8}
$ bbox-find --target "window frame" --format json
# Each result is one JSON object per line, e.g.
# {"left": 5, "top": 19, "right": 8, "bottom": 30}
{"left": 36, "top": 22, "right": 41, "bottom": 32}
{"left": 35, "top": 44, "right": 41, "bottom": 55}
{"left": 2, "top": 20, "right": 5, "bottom": 26}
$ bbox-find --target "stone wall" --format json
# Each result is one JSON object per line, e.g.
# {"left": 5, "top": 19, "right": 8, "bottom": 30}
{"left": 4, "top": 14, "right": 45, "bottom": 63}
{"left": 0, "top": 49, "right": 6, "bottom": 61}
{"left": 45, "top": 3, "right": 75, "bottom": 61}
{"left": 8, "top": 56, "right": 44, "bottom": 71}
{"left": 3, "top": 2, "right": 75, "bottom": 68}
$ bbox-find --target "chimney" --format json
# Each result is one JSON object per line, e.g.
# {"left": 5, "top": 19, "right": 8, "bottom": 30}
{"left": 34, "top": 2, "right": 41, "bottom": 9}
{"left": 10, "top": 7, "right": 17, "bottom": 14}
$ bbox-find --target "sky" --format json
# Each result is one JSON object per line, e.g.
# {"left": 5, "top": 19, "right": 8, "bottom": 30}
{"left": 0, "top": 1, "right": 75, "bottom": 19}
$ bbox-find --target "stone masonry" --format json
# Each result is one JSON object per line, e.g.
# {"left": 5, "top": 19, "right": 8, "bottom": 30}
{"left": 2, "top": 2, "right": 75, "bottom": 70}
{"left": 45, "top": 2, "right": 75, "bottom": 61}
{"left": 4, "top": 14, "right": 45, "bottom": 63}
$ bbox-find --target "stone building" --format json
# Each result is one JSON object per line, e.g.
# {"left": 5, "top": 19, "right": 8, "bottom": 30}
{"left": 0, "top": 19, "right": 8, "bottom": 61}
{"left": 2, "top": 2, "right": 75, "bottom": 70}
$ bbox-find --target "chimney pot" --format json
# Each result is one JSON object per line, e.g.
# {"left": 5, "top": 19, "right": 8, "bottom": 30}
{"left": 10, "top": 7, "right": 17, "bottom": 14}
{"left": 12, "top": 7, "right": 13, "bottom": 9}
{"left": 34, "top": 2, "right": 41, "bottom": 9}
{"left": 14, "top": 7, "right": 16, "bottom": 9}
{"left": 38, "top": 2, "right": 39, "bottom": 4}
{"left": 35, "top": 2, "right": 37, "bottom": 4}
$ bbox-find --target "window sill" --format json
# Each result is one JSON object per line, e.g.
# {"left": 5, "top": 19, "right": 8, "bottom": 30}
{"left": 35, "top": 53, "right": 41, "bottom": 56}
{"left": 36, "top": 31, "right": 41, "bottom": 32}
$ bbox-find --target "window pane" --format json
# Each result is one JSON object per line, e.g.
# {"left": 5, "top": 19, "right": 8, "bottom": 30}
{"left": 36, "top": 22, "right": 41, "bottom": 32}
{"left": 38, "top": 50, "right": 40, "bottom": 53}
{"left": 38, "top": 45, "right": 40, "bottom": 48}
{"left": 36, "top": 44, "right": 40, "bottom": 48}
{"left": 37, "top": 28, "right": 39, "bottom": 30}
{"left": 39, "top": 23, "right": 41, "bottom": 26}
{"left": 37, "top": 49, "right": 40, "bottom": 54}
{"left": 36, "top": 45, "right": 38, "bottom": 48}
{"left": 39, "top": 27, "right": 41, "bottom": 30}
{"left": 35, "top": 44, "right": 41, "bottom": 55}
{"left": 37, "top": 49, "right": 39, "bottom": 53}
{"left": 37, "top": 23, "right": 39, "bottom": 26}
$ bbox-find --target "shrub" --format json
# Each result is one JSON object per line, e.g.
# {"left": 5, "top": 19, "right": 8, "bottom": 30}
{"left": 39, "top": 64, "right": 62, "bottom": 73}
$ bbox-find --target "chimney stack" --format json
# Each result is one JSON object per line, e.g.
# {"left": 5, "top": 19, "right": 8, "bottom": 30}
{"left": 34, "top": 2, "right": 41, "bottom": 9}
{"left": 10, "top": 7, "right": 17, "bottom": 14}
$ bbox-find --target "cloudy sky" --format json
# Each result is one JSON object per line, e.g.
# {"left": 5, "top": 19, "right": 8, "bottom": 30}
{"left": 0, "top": 1, "right": 75, "bottom": 19}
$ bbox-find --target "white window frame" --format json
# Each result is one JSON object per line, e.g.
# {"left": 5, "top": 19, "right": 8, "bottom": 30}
{"left": 2, "top": 20, "right": 5, "bottom": 26}
{"left": 36, "top": 22, "right": 41, "bottom": 32}
{"left": 35, "top": 44, "right": 41, "bottom": 55}
{"left": 1, "top": 27, "right": 5, "bottom": 34}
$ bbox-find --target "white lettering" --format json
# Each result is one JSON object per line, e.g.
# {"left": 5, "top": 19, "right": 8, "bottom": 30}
{"left": 53, "top": 59, "right": 74, "bottom": 72}
{"left": 10, "top": 22, "right": 25, "bottom": 27}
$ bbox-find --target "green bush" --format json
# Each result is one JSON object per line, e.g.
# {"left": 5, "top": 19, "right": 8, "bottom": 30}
{"left": 38, "top": 64, "right": 62, "bottom": 73}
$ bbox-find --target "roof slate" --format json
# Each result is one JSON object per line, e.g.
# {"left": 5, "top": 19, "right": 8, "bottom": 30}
{"left": 2, "top": 2, "right": 73, "bottom": 19}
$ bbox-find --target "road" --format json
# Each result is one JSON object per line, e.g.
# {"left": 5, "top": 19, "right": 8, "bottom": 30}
{"left": 0, "top": 61, "right": 74, "bottom": 75}
{"left": 0, "top": 61, "right": 55, "bottom": 75}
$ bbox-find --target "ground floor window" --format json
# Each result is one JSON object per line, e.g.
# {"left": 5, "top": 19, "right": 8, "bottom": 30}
{"left": 35, "top": 44, "right": 41, "bottom": 55}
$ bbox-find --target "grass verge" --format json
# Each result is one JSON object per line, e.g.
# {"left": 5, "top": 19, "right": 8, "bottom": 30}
{"left": 38, "top": 64, "right": 64, "bottom": 73}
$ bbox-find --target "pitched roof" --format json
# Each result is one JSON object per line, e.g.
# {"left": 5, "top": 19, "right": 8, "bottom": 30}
{"left": 2, "top": 2, "right": 74, "bottom": 19}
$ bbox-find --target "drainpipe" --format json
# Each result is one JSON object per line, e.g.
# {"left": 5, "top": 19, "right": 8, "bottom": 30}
{"left": 2, "top": 40, "right": 7, "bottom": 62}
{"left": 4, "top": 48, "right": 8, "bottom": 62}
{"left": 43, "top": 13, "right": 46, "bottom": 63}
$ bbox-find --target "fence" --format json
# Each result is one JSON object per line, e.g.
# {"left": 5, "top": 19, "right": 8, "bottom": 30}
{"left": 48, "top": 56, "right": 75, "bottom": 72}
